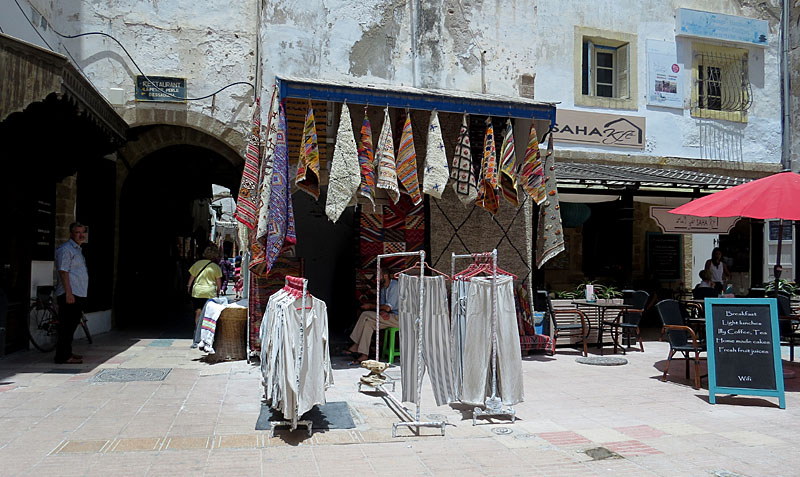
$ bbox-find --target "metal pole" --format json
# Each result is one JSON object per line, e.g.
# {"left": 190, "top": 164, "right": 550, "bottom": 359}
{"left": 490, "top": 249, "right": 499, "bottom": 400}
{"left": 781, "top": 0, "right": 792, "bottom": 171}
{"left": 375, "top": 258, "right": 381, "bottom": 362}
{"left": 774, "top": 219, "right": 784, "bottom": 298}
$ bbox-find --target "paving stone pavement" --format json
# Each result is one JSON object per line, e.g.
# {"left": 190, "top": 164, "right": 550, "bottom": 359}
{"left": 1, "top": 329, "right": 799, "bottom": 476}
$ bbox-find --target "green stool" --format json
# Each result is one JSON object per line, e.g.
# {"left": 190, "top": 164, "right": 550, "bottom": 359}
{"left": 382, "top": 327, "right": 401, "bottom": 364}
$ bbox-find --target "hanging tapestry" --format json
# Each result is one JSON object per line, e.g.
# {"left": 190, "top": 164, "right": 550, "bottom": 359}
{"left": 255, "top": 86, "right": 280, "bottom": 251}
{"left": 475, "top": 117, "right": 500, "bottom": 215}
{"left": 396, "top": 113, "right": 423, "bottom": 206}
{"left": 375, "top": 107, "right": 400, "bottom": 204}
{"left": 520, "top": 122, "right": 546, "bottom": 205}
{"left": 296, "top": 105, "right": 321, "bottom": 200}
{"left": 233, "top": 97, "right": 262, "bottom": 229}
{"left": 449, "top": 114, "right": 478, "bottom": 205}
{"left": 422, "top": 110, "right": 449, "bottom": 199}
{"left": 536, "top": 133, "right": 565, "bottom": 268}
{"left": 358, "top": 111, "right": 376, "bottom": 210}
{"left": 326, "top": 102, "right": 361, "bottom": 223}
{"left": 499, "top": 119, "right": 520, "bottom": 207}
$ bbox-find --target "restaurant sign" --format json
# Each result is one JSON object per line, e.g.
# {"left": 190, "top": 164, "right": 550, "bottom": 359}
{"left": 649, "top": 206, "right": 740, "bottom": 234}
{"left": 135, "top": 75, "right": 187, "bottom": 102}
{"left": 552, "top": 109, "right": 645, "bottom": 149}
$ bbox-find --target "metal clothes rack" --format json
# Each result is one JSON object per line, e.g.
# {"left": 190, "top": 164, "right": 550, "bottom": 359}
{"left": 451, "top": 249, "right": 516, "bottom": 425}
{"left": 357, "top": 250, "right": 446, "bottom": 437}
{"left": 269, "top": 275, "right": 313, "bottom": 437}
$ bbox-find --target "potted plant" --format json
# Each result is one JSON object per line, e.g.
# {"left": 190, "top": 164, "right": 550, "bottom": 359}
{"left": 763, "top": 279, "right": 798, "bottom": 296}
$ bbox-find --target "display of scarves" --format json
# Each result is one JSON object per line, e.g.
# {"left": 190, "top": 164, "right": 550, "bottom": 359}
{"left": 326, "top": 102, "right": 361, "bottom": 223}
{"left": 475, "top": 117, "right": 500, "bottom": 215}
{"left": 358, "top": 111, "right": 376, "bottom": 209}
{"left": 499, "top": 119, "right": 519, "bottom": 207}
{"left": 396, "top": 113, "right": 423, "bottom": 206}
{"left": 254, "top": 86, "right": 280, "bottom": 254}
{"left": 296, "top": 105, "right": 321, "bottom": 200}
{"left": 520, "top": 122, "right": 546, "bottom": 205}
{"left": 422, "top": 110, "right": 449, "bottom": 199}
{"left": 449, "top": 114, "right": 478, "bottom": 205}
{"left": 233, "top": 97, "right": 262, "bottom": 229}
{"left": 536, "top": 133, "right": 565, "bottom": 268}
{"left": 261, "top": 103, "right": 296, "bottom": 275}
{"left": 375, "top": 107, "right": 400, "bottom": 204}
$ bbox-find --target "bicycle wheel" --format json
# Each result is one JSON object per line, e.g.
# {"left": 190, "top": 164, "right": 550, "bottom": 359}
{"left": 80, "top": 314, "right": 93, "bottom": 344}
{"left": 28, "top": 303, "right": 59, "bottom": 352}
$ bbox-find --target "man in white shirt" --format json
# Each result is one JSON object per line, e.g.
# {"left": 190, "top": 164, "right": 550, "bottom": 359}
{"left": 346, "top": 269, "right": 399, "bottom": 364}
{"left": 54, "top": 223, "right": 89, "bottom": 364}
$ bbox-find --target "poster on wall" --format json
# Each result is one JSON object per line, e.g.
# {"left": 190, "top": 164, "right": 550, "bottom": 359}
{"left": 646, "top": 40, "right": 684, "bottom": 109}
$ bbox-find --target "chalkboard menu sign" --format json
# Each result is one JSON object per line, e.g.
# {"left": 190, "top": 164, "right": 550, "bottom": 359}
{"left": 705, "top": 298, "right": 785, "bottom": 409}
{"left": 646, "top": 233, "right": 681, "bottom": 280}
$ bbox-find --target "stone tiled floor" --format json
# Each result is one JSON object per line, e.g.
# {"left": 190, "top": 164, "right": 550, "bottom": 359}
{"left": 1, "top": 329, "right": 799, "bottom": 476}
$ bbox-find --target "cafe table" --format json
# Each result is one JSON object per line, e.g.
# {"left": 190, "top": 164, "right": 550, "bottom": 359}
{"left": 571, "top": 299, "right": 633, "bottom": 355}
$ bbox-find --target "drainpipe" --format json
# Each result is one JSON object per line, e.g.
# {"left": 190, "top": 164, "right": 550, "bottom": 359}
{"left": 781, "top": 0, "right": 791, "bottom": 171}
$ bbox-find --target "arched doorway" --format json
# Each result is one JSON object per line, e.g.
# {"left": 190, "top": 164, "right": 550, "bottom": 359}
{"left": 116, "top": 126, "right": 242, "bottom": 332}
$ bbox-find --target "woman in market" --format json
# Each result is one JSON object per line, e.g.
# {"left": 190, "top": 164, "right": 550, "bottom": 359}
{"left": 704, "top": 247, "right": 731, "bottom": 294}
{"left": 187, "top": 244, "right": 223, "bottom": 325}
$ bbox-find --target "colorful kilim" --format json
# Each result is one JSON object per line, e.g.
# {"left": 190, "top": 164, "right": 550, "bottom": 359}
{"left": 375, "top": 107, "right": 399, "bottom": 204}
{"left": 422, "top": 110, "right": 449, "bottom": 199}
{"left": 475, "top": 117, "right": 500, "bottom": 215}
{"left": 450, "top": 114, "right": 478, "bottom": 205}
{"left": 359, "top": 213, "right": 384, "bottom": 242}
{"left": 521, "top": 122, "right": 546, "bottom": 205}
{"left": 499, "top": 119, "right": 520, "bottom": 207}
{"left": 383, "top": 242, "right": 406, "bottom": 254}
{"left": 384, "top": 228, "right": 404, "bottom": 243}
{"left": 358, "top": 113, "right": 376, "bottom": 209}
{"left": 396, "top": 114, "right": 423, "bottom": 205}
{"left": 255, "top": 86, "right": 280, "bottom": 250}
{"left": 326, "top": 102, "right": 361, "bottom": 223}
{"left": 296, "top": 106, "right": 321, "bottom": 200}
{"left": 248, "top": 256, "right": 302, "bottom": 353}
{"left": 234, "top": 97, "right": 262, "bottom": 229}
{"left": 536, "top": 133, "right": 565, "bottom": 269}
{"left": 261, "top": 103, "right": 297, "bottom": 275}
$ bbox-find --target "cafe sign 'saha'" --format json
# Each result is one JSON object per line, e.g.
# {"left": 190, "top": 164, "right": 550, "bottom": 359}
{"left": 552, "top": 109, "right": 646, "bottom": 149}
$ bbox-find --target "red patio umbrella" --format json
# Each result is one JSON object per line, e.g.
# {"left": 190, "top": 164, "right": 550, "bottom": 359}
{"left": 669, "top": 172, "right": 800, "bottom": 293}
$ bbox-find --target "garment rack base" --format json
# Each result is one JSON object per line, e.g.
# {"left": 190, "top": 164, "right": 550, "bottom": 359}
{"left": 473, "top": 397, "right": 516, "bottom": 426}
{"left": 269, "top": 420, "right": 312, "bottom": 437}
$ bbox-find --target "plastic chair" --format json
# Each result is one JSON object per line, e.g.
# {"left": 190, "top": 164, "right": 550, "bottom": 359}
{"left": 382, "top": 327, "right": 400, "bottom": 364}
{"left": 604, "top": 290, "right": 649, "bottom": 354}
{"left": 656, "top": 299, "right": 706, "bottom": 389}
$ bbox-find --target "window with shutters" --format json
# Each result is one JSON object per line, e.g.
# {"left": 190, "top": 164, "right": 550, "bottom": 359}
{"left": 574, "top": 27, "right": 638, "bottom": 111}
{"left": 691, "top": 43, "right": 750, "bottom": 123}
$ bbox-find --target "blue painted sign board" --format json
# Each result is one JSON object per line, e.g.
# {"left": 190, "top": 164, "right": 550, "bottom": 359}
{"left": 676, "top": 8, "right": 769, "bottom": 47}
{"left": 705, "top": 298, "right": 785, "bottom": 409}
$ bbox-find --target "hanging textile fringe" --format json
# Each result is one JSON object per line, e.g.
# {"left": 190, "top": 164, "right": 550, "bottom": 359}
{"left": 396, "top": 113, "right": 423, "bottom": 205}
{"left": 296, "top": 105, "right": 321, "bottom": 200}
{"left": 375, "top": 107, "right": 400, "bottom": 204}
{"left": 233, "top": 97, "right": 263, "bottom": 229}
{"left": 536, "top": 134, "right": 564, "bottom": 268}
{"left": 358, "top": 111, "right": 376, "bottom": 209}
{"left": 499, "top": 119, "right": 519, "bottom": 207}
{"left": 422, "top": 110, "right": 449, "bottom": 199}
{"left": 475, "top": 117, "right": 500, "bottom": 215}
{"left": 255, "top": 86, "right": 280, "bottom": 252}
{"left": 326, "top": 102, "right": 361, "bottom": 223}
{"left": 520, "top": 122, "right": 546, "bottom": 205}
{"left": 450, "top": 114, "right": 478, "bottom": 205}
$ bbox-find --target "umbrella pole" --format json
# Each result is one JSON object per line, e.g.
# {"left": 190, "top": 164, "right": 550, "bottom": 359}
{"left": 774, "top": 219, "right": 784, "bottom": 298}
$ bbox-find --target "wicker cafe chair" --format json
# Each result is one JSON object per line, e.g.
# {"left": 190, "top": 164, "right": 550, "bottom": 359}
{"left": 655, "top": 299, "right": 706, "bottom": 389}
{"left": 603, "top": 290, "right": 649, "bottom": 354}
{"left": 535, "top": 290, "right": 589, "bottom": 357}
{"left": 778, "top": 295, "right": 800, "bottom": 361}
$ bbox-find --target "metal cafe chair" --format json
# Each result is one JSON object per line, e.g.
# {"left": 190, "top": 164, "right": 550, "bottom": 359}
{"left": 603, "top": 290, "right": 649, "bottom": 354}
{"left": 778, "top": 295, "right": 800, "bottom": 362}
{"left": 655, "top": 299, "right": 706, "bottom": 390}
{"left": 535, "top": 290, "right": 589, "bottom": 357}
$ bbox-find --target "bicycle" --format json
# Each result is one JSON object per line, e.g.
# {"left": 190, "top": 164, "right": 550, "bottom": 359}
{"left": 29, "top": 286, "right": 92, "bottom": 352}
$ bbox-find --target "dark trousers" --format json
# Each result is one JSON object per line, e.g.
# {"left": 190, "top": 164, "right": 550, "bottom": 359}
{"left": 55, "top": 295, "right": 85, "bottom": 363}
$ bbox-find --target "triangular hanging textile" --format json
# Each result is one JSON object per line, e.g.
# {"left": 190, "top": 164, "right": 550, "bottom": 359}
{"left": 254, "top": 85, "right": 280, "bottom": 252}
{"left": 475, "top": 117, "right": 500, "bottom": 215}
{"left": 520, "top": 122, "right": 546, "bottom": 205}
{"left": 251, "top": 102, "right": 296, "bottom": 276}
{"left": 326, "top": 102, "right": 361, "bottom": 223}
{"left": 396, "top": 112, "right": 423, "bottom": 206}
{"left": 536, "top": 133, "right": 564, "bottom": 269}
{"left": 450, "top": 114, "right": 478, "bottom": 205}
{"left": 358, "top": 110, "right": 376, "bottom": 209}
{"left": 233, "top": 97, "right": 263, "bottom": 229}
{"left": 375, "top": 107, "right": 400, "bottom": 204}
{"left": 296, "top": 105, "right": 321, "bottom": 200}
{"left": 422, "top": 110, "right": 449, "bottom": 199}
{"left": 499, "top": 119, "right": 520, "bottom": 207}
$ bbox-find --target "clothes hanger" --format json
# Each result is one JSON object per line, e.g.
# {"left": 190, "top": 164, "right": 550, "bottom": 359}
{"left": 393, "top": 262, "right": 451, "bottom": 280}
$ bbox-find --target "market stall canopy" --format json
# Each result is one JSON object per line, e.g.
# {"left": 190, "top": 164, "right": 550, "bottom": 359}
{"left": 556, "top": 162, "right": 747, "bottom": 191}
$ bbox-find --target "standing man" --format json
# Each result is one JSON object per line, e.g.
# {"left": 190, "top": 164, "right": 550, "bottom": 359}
{"left": 346, "top": 269, "right": 399, "bottom": 364}
{"left": 54, "top": 222, "right": 89, "bottom": 364}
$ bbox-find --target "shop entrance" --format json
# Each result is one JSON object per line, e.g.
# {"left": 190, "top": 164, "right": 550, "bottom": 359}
{"left": 116, "top": 138, "right": 241, "bottom": 331}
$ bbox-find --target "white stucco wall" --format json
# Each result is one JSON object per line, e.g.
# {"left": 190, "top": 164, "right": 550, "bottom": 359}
{"left": 259, "top": 0, "right": 783, "bottom": 166}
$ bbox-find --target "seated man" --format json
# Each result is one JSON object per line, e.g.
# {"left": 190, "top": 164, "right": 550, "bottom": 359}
{"left": 695, "top": 270, "right": 714, "bottom": 289}
{"left": 347, "top": 269, "right": 399, "bottom": 364}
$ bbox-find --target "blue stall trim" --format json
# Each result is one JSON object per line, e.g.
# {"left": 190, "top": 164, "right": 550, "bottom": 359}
{"left": 277, "top": 77, "right": 556, "bottom": 126}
